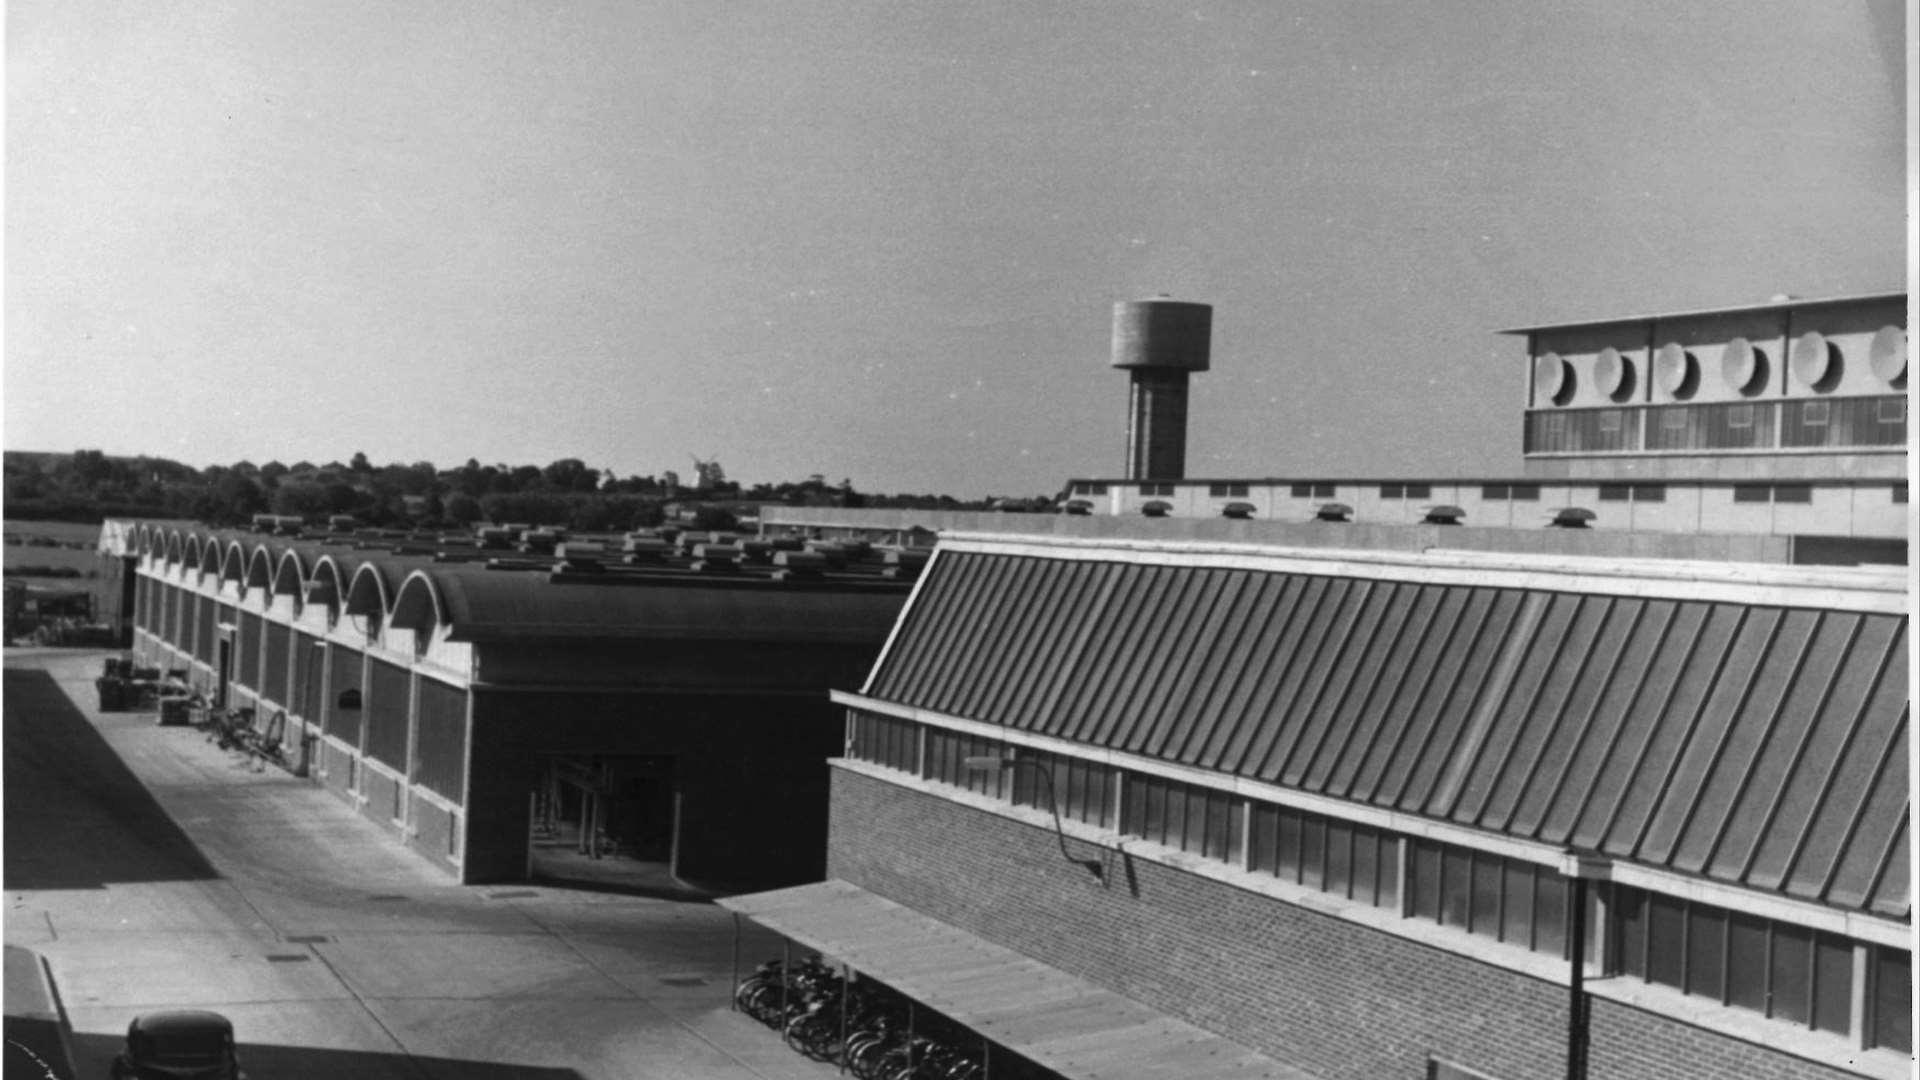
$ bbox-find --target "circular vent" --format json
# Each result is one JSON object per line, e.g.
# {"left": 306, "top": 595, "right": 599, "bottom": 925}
{"left": 1789, "top": 331, "right": 1836, "bottom": 390}
{"left": 1869, "top": 325, "right": 1907, "bottom": 385}
{"left": 1654, "top": 342, "right": 1697, "bottom": 397}
{"left": 1593, "top": 347, "right": 1635, "bottom": 401}
{"left": 1534, "top": 352, "right": 1572, "bottom": 405}
{"left": 1722, "top": 338, "right": 1767, "bottom": 394}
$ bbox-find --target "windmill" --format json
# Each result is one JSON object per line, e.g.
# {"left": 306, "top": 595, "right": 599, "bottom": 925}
{"left": 687, "top": 453, "right": 725, "bottom": 492}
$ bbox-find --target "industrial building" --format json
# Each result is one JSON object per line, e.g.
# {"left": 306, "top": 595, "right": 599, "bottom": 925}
{"left": 114, "top": 525, "right": 913, "bottom": 888}
{"left": 720, "top": 293, "right": 1910, "bottom": 1080}
{"left": 729, "top": 534, "right": 1908, "bottom": 1080}
{"left": 1060, "top": 292, "right": 1908, "bottom": 565}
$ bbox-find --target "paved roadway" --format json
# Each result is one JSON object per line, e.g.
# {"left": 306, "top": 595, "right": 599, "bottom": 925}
{"left": 3, "top": 649, "right": 839, "bottom": 1080}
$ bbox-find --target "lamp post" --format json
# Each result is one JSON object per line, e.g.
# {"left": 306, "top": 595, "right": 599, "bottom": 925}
{"left": 962, "top": 755, "right": 1104, "bottom": 882}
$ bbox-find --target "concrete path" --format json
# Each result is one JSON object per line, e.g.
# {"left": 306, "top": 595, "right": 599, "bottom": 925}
{"left": 3, "top": 649, "right": 839, "bottom": 1080}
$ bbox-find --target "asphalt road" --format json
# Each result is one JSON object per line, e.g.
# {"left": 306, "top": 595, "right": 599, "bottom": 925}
{"left": 3, "top": 649, "right": 837, "bottom": 1080}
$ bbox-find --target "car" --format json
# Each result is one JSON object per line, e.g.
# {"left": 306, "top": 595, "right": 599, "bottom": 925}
{"left": 110, "top": 1010, "right": 246, "bottom": 1080}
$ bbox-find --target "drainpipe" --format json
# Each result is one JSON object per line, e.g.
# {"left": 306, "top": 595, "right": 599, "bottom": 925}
{"left": 1567, "top": 876, "right": 1588, "bottom": 1080}
{"left": 1561, "top": 850, "right": 1607, "bottom": 1080}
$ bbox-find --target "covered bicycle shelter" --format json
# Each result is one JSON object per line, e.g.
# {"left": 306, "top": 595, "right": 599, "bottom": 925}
{"left": 720, "top": 879, "right": 1312, "bottom": 1080}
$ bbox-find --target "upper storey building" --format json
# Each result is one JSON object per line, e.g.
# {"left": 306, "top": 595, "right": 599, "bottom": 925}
{"left": 1515, "top": 291, "right": 1908, "bottom": 483}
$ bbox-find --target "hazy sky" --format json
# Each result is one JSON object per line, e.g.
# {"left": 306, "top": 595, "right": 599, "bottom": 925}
{"left": 5, "top": 2, "right": 1907, "bottom": 497}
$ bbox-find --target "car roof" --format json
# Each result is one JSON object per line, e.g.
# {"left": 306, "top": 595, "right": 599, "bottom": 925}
{"left": 131, "top": 1011, "right": 234, "bottom": 1035}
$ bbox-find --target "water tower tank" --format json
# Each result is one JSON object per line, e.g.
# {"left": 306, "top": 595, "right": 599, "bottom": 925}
{"left": 1111, "top": 298, "right": 1212, "bottom": 481}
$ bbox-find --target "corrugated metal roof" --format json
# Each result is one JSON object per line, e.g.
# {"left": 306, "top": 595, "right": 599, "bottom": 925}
{"left": 720, "top": 880, "right": 1320, "bottom": 1080}
{"left": 865, "top": 543, "right": 1910, "bottom": 919}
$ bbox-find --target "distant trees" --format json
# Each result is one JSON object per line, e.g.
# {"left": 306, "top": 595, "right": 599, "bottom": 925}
{"left": 3, "top": 449, "right": 1003, "bottom": 527}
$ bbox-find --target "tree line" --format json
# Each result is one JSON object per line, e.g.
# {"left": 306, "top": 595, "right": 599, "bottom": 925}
{"left": 3, "top": 450, "right": 1040, "bottom": 530}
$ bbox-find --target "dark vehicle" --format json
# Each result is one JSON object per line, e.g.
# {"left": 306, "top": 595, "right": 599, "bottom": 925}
{"left": 110, "top": 1011, "right": 245, "bottom": 1080}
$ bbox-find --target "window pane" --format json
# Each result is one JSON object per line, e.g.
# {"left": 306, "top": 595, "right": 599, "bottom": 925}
{"left": 1180, "top": 786, "right": 1208, "bottom": 854}
{"left": 1482, "top": 484, "right": 1509, "bottom": 499}
{"left": 1769, "top": 925, "right": 1812, "bottom": 1025}
{"left": 1510, "top": 484, "right": 1541, "bottom": 501}
{"left": 1406, "top": 483, "right": 1432, "bottom": 499}
{"left": 1500, "top": 861, "right": 1533, "bottom": 946}
{"left": 1646, "top": 895, "right": 1684, "bottom": 988}
{"left": 1725, "top": 912, "right": 1769, "bottom": 1013}
{"left": 1163, "top": 782, "right": 1188, "bottom": 849}
{"left": 1411, "top": 840, "right": 1440, "bottom": 921}
{"left": 1377, "top": 836, "right": 1398, "bottom": 910}
{"left": 1685, "top": 906, "right": 1726, "bottom": 1001}
{"left": 1533, "top": 874, "right": 1567, "bottom": 959}
{"left": 1440, "top": 848, "right": 1471, "bottom": 928}
{"left": 1635, "top": 484, "right": 1666, "bottom": 503}
{"left": 1773, "top": 483, "right": 1812, "bottom": 504}
{"left": 1599, "top": 483, "right": 1631, "bottom": 501}
{"left": 1300, "top": 817, "right": 1326, "bottom": 890}
{"left": 1733, "top": 483, "right": 1770, "bottom": 503}
{"left": 1277, "top": 810, "right": 1303, "bottom": 883}
{"left": 1469, "top": 854, "right": 1502, "bottom": 938}
{"left": 1351, "top": 828, "right": 1379, "bottom": 905}
{"left": 1249, "top": 804, "right": 1279, "bottom": 875}
{"left": 1325, "top": 820, "right": 1354, "bottom": 897}
{"left": 1812, "top": 934, "right": 1851, "bottom": 1035}
{"left": 1873, "top": 947, "right": 1912, "bottom": 1053}
{"left": 1204, "top": 792, "right": 1233, "bottom": 862}
{"left": 1144, "top": 777, "right": 1168, "bottom": 843}
{"left": 1614, "top": 887, "right": 1647, "bottom": 978}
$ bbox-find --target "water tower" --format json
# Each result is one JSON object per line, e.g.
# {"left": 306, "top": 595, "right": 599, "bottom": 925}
{"left": 1111, "top": 297, "right": 1212, "bottom": 480}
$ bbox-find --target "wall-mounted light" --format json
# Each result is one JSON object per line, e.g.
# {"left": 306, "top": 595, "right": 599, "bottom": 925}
{"left": 962, "top": 755, "right": 1105, "bottom": 882}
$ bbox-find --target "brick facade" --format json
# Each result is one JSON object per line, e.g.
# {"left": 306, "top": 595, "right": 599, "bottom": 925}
{"left": 828, "top": 768, "right": 1864, "bottom": 1080}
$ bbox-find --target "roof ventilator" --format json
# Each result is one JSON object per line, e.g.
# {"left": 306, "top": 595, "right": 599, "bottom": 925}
{"left": 1550, "top": 507, "right": 1596, "bottom": 529}
{"left": 690, "top": 542, "right": 743, "bottom": 573}
{"left": 772, "top": 550, "right": 828, "bottom": 581}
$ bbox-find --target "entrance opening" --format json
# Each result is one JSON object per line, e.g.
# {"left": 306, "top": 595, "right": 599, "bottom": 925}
{"left": 215, "top": 636, "right": 233, "bottom": 708}
{"left": 529, "top": 753, "right": 683, "bottom": 894}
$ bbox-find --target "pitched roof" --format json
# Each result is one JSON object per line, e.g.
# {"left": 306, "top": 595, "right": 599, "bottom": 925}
{"left": 862, "top": 537, "right": 1909, "bottom": 919}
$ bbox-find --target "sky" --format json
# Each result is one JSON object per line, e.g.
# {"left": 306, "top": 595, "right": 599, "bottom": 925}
{"left": 4, "top": 1, "right": 1908, "bottom": 498}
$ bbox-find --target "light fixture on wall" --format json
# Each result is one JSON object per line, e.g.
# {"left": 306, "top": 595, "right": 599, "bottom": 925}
{"left": 962, "top": 755, "right": 1105, "bottom": 882}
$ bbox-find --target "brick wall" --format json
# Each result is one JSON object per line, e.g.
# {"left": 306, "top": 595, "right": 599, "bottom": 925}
{"left": 1586, "top": 999, "right": 1862, "bottom": 1080}
{"left": 828, "top": 768, "right": 1860, "bottom": 1080}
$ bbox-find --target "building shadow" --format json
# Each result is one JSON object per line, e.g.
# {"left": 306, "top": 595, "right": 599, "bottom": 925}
{"left": 3, "top": 667, "right": 219, "bottom": 889}
{"left": 70, "top": 1030, "right": 587, "bottom": 1080}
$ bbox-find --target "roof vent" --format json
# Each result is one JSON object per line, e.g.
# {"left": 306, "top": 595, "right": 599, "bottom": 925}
{"left": 1550, "top": 507, "right": 1596, "bottom": 528}
{"left": 690, "top": 543, "right": 742, "bottom": 573}
{"left": 881, "top": 547, "right": 930, "bottom": 580}
{"left": 622, "top": 538, "right": 674, "bottom": 565}
{"left": 1141, "top": 500, "right": 1172, "bottom": 518}
{"left": 803, "top": 541, "right": 850, "bottom": 568}
{"left": 1314, "top": 502, "right": 1353, "bottom": 523}
{"left": 1221, "top": 501, "right": 1256, "bottom": 520}
{"left": 1423, "top": 505, "right": 1465, "bottom": 525}
{"left": 772, "top": 550, "right": 827, "bottom": 580}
